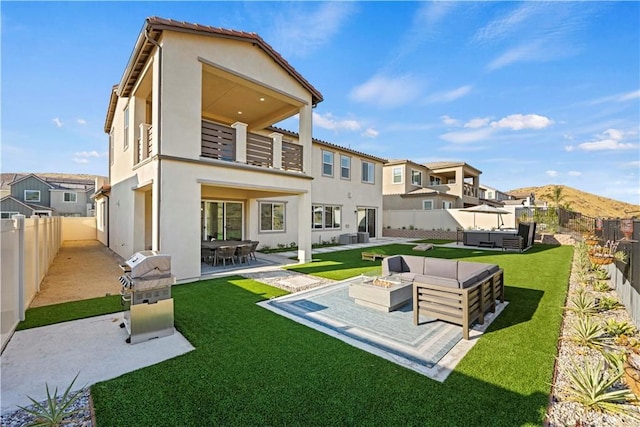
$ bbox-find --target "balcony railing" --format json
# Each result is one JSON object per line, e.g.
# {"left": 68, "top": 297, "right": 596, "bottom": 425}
{"left": 463, "top": 183, "right": 478, "bottom": 197}
{"left": 201, "top": 119, "right": 303, "bottom": 173}
{"left": 201, "top": 120, "right": 236, "bottom": 161}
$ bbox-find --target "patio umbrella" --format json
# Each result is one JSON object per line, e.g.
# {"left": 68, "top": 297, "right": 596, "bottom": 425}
{"left": 461, "top": 204, "right": 510, "bottom": 229}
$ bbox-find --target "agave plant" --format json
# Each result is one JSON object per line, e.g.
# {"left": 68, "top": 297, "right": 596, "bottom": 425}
{"left": 571, "top": 316, "right": 607, "bottom": 350}
{"left": 592, "top": 280, "right": 612, "bottom": 292}
{"left": 604, "top": 319, "right": 636, "bottom": 338}
{"left": 598, "top": 296, "right": 623, "bottom": 312}
{"left": 563, "top": 358, "right": 638, "bottom": 417}
{"left": 568, "top": 289, "right": 597, "bottom": 316}
{"left": 18, "top": 373, "right": 82, "bottom": 427}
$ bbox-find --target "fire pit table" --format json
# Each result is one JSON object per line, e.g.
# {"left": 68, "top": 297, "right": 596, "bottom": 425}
{"left": 348, "top": 274, "right": 413, "bottom": 312}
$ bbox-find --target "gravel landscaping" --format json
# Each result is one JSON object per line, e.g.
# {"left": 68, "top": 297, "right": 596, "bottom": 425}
{"left": 546, "top": 242, "right": 640, "bottom": 426}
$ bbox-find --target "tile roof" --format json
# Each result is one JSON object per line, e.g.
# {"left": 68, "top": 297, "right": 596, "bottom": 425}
{"left": 108, "top": 17, "right": 324, "bottom": 134}
{"left": 268, "top": 126, "right": 388, "bottom": 164}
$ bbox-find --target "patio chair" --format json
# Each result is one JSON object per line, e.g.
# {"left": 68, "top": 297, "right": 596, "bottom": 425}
{"left": 215, "top": 246, "right": 236, "bottom": 267}
{"left": 201, "top": 247, "right": 216, "bottom": 265}
{"left": 249, "top": 241, "right": 259, "bottom": 261}
{"left": 236, "top": 244, "right": 252, "bottom": 265}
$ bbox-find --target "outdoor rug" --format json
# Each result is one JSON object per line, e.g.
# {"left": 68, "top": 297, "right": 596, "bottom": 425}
{"left": 259, "top": 277, "right": 508, "bottom": 381}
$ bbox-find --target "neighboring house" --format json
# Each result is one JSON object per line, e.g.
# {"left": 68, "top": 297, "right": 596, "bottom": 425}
{"left": 382, "top": 160, "right": 481, "bottom": 211}
{"left": 0, "top": 173, "right": 100, "bottom": 218}
{"left": 479, "top": 184, "right": 512, "bottom": 203}
{"left": 104, "top": 17, "right": 384, "bottom": 282}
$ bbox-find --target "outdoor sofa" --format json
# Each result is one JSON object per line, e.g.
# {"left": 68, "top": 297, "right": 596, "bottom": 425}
{"left": 382, "top": 255, "right": 504, "bottom": 340}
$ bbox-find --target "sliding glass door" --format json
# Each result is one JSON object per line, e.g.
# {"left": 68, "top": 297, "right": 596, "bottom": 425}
{"left": 201, "top": 201, "right": 243, "bottom": 241}
{"left": 357, "top": 207, "right": 376, "bottom": 238}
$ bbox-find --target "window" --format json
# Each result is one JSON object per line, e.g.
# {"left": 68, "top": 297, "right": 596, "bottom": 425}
{"left": 362, "top": 161, "right": 374, "bottom": 183}
{"left": 1, "top": 212, "right": 19, "bottom": 219}
{"left": 260, "top": 202, "right": 284, "bottom": 232}
{"left": 63, "top": 192, "right": 77, "bottom": 203}
{"left": 340, "top": 155, "right": 351, "bottom": 180}
{"left": 411, "top": 170, "right": 422, "bottom": 186}
{"left": 324, "top": 206, "right": 341, "bottom": 229}
{"left": 311, "top": 204, "right": 341, "bottom": 230}
{"left": 312, "top": 205, "right": 323, "bottom": 229}
{"left": 123, "top": 105, "right": 129, "bottom": 150}
{"left": 448, "top": 179, "right": 456, "bottom": 184}
{"left": 392, "top": 167, "right": 403, "bottom": 184}
{"left": 24, "top": 190, "right": 40, "bottom": 202}
{"left": 442, "top": 201, "right": 452, "bottom": 209}
{"left": 430, "top": 177, "right": 441, "bottom": 185}
{"left": 487, "top": 191, "right": 494, "bottom": 199}
{"left": 422, "top": 200, "right": 433, "bottom": 210}
{"left": 322, "top": 150, "right": 334, "bottom": 176}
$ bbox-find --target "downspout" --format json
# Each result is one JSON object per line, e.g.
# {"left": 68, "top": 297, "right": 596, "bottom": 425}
{"left": 105, "top": 194, "right": 110, "bottom": 248}
{"left": 144, "top": 27, "right": 162, "bottom": 251}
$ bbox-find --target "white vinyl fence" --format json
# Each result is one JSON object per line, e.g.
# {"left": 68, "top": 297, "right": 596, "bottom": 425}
{"left": 1, "top": 215, "right": 61, "bottom": 351}
{"left": 383, "top": 207, "right": 518, "bottom": 231}
{"left": 1, "top": 215, "right": 97, "bottom": 352}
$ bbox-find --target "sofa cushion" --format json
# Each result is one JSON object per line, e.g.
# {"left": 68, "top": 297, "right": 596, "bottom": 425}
{"left": 424, "top": 258, "right": 458, "bottom": 279}
{"left": 385, "top": 256, "right": 404, "bottom": 274}
{"left": 413, "top": 274, "right": 460, "bottom": 289}
{"left": 459, "top": 275, "right": 483, "bottom": 289}
{"left": 484, "top": 264, "right": 500, "bottom": 275}
{"left": 402, "top": 255, "right": 426, "bottom": 274}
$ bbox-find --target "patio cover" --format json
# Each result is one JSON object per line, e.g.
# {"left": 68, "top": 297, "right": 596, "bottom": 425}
{"left": 461, "top": 204, "right": 510, "bottom": 228}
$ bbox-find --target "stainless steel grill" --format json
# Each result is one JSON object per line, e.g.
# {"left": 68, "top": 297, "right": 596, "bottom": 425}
{"left": 119, "top": 251, "right": 176, "bottom": 344}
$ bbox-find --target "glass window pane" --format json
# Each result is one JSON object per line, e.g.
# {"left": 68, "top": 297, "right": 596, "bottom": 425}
{"left": 260, "top": 203, "right": 272, "bottom": 231}
{"left": 273, "top": 203, "right": 284, "bottom": 231}
{"left": 333, "top": 206, "right": 341, "bottom": 228}
{"left": 324, "top": 206, "right": 333, "bottom": 228}
{"left": 312, "top": 205, "right": 323, "bottom": 229}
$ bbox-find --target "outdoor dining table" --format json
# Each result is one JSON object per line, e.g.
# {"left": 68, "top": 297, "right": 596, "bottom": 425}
{"left": 201, "top": 240, "right": 253, "bottom": 265}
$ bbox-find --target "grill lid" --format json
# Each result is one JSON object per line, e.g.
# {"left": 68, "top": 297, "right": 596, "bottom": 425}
{"left": 124, "top": 251, "right": 171, "bottom": 278}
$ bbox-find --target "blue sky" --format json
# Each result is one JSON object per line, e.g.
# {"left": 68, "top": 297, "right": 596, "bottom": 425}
{"left": 2, "top": 1, "right": 639, "bottom": 205}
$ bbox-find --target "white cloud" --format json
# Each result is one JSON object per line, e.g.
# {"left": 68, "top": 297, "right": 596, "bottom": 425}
{"left": 564, "top": 145, "right": 575, "bottom": 152}
{"left": 74, "top": 150, "right": 103, "bottom": 158}
{"left": 269, "top": 2, "right": 355, "bottom": 58}
{"left": 491, "top": 114, "right": 552, "bottom": 130}
{"left": 588, "top": 89, "right": 640, "bottom": 105}
{"left": 440, "top": 127, "right": 495, "bottom": 144}
{"left": 473, "top": 2, "right": 540, "bottom": 44}
{"left": 73, "top": 158, "right": 89, "bottom": 164}
{"left": 361, "top": 128, "right": 379, "bottom": 138}
{"left": 426, "top": 85, "right": 472, "bottom": 103}
{"left": 621, "top": 161, "right": 640, "bottom": 169}
{"left": 568, "top": 171, "right": 582, "bottom": 177}
{"left": 464, "top": 117, "right": 491, "bottom": 129}
{"left": 52, "top": 118, "right": 63, "bottom": 128}
{"left": 577, "top": 128, "right": 637, "bottom": 151}
{"left": 396, "top": 2, "right": 458, "bottom": 57}
{"left": 350, "top": 74, "right": 423, "bottom": 108}
{"left": 313, "top": 112, "right": 361, "bottom": 132}
{"left": 546, "top": 170, "right": 558, "bottom": 177}
{"left": 441, "top": 115, "right": 461, "bottom": 126}
{"left": 76, "top": 118, "right": 87, "bottom": 125}
{"left": 487, "top": 40, "right": 548, "bottom": 71}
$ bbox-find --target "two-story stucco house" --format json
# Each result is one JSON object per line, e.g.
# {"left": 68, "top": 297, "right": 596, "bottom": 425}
{"left": 102, "top": 17, "right": 384, "bottom": 282}
{"left": 383, "top": 160, "right": 481, "bottom": 211}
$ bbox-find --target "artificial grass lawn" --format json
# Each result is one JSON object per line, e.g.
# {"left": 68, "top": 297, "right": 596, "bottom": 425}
{"left": 16, "top": 295, "right": 123, "bottom": 330}
{"left": 29, "top": 244, "right": 572, "bottom": 426}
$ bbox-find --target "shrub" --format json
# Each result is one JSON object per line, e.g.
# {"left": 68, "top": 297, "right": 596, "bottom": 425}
{"left": 598, "top": 296, "right": 622, "bottom": 312}
{"left": 604, "top": 319, "right": 636, "bottom": 338}
{"left": 592, "top": 281, "right": 612, "bottom": 292}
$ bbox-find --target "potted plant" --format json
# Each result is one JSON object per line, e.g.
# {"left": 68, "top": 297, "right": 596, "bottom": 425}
{"left": 583, "top": 234, "right": 600, "bottom": 246}
{"left": 588, "top": 240, "right": 626, "bottom": 265}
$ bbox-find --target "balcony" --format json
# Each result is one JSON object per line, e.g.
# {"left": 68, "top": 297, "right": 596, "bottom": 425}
{"left": 463, "top": 183, "right": 478, "bottom": 197}
{"left": 201, "top": 120, "right": 303, "bottom": 173}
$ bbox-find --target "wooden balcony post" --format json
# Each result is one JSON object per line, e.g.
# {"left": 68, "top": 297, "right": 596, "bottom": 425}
{"left": 269, "top": 132, "right": 283, "bottom": 169}
{"left": 232, "top": 122, "right": 247, "bottom": 163}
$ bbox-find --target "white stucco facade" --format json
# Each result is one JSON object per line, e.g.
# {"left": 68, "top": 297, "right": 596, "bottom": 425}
{"left": 104, "top": 18, "right": 384, "bottom": 282}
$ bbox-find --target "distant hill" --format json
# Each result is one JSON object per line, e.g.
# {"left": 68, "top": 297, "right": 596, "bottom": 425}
{"left": 508, "top": 185, "right": 640, "bottom": 219}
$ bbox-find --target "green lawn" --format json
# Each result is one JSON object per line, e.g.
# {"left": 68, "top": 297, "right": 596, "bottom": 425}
{"left": 20, "top": 244, "right": 573, "bottom": 426}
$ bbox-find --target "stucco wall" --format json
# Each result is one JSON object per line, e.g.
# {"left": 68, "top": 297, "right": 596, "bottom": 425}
{"left": 61, "top": 217, "right": 97, "bottom": 241}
